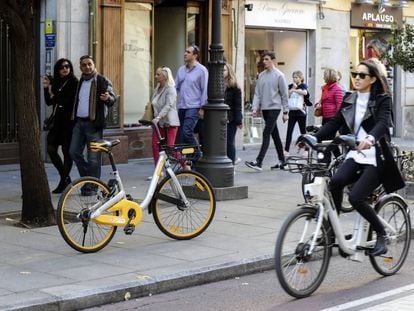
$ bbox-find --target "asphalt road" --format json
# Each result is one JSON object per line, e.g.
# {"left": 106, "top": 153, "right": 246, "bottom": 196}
{"left": 84, "top": 245, "right": 414, "bottom": 311}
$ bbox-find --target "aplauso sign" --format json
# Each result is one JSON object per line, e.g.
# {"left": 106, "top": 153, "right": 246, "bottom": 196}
{"left": 351, "top": 3, "right": 403, "bottom": 29}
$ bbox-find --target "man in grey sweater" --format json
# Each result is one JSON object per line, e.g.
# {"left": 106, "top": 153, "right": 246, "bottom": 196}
{"left": 245, "top": 51, "right": 289, "bottom": 171}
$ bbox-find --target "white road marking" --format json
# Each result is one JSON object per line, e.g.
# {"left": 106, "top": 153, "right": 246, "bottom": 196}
{"left": 360, "top": 293, "right": 414, "bottom": 311}
{"left": 320, "top": 283, "right": 414, "bottom": 311}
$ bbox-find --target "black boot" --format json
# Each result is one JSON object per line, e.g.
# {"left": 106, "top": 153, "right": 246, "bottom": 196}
{"left": 371, "top": 234, "right": 388, "bottom": 256}
{"left": 52, "top": 176, "right": 71, "bottom": 194}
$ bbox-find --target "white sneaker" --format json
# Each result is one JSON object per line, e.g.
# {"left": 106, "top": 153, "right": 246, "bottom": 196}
{"left": 234, "top": 157, "right": 242, "bottom": 165}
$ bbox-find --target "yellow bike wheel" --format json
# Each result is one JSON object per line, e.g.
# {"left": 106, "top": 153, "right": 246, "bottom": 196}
{"left": 152, "top": 171, "right": 216, "bottom": 240}
{"left": 57, "top": 177, "right": 117, "bottom": 253}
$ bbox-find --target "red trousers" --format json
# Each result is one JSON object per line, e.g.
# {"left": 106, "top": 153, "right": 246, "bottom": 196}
{"left": 152, "top": 126, "right": 178, "bottom": 165}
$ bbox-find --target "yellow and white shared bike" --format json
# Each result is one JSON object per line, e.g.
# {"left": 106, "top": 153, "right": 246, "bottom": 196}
{"left": 57, "top": 120, "right": 216, "bottom": 253}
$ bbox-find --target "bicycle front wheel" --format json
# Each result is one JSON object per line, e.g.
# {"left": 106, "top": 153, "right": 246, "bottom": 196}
{"left": 369, "top": 196, "right": 411, "bottom": 276}
{"left": 57, "top": 177, "right": 117, "bottom": 253}
{"left": 152, "top": 171, "right": 216, "bottom": 240}
{"left": 275, "top": 207, "right": 333, "bottom": 298}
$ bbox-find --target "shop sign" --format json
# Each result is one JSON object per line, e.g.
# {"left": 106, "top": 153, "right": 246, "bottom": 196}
{"left": 351, "top": 3, "right": 403, "bottom": 29}
{"left": 245, "top": 1, "right": 317, "bottom": 30}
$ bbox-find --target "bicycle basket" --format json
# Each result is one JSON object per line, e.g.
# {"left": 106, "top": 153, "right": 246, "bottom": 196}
{"left": 285, "top": 156, "right": 329, "bottom": 176}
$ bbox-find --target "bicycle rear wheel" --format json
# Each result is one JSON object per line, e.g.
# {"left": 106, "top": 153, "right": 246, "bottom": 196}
{"left": 57, "top": 177, "right": 117, "bottom": 253}
{"left": 275, "top": 207, "right": 333, "bottom": 298}
{"left": 152, "top": 171, "right": 216, "bottom": 240}
{"left": 369, "top": 195, "right": 411, "bottom": 276}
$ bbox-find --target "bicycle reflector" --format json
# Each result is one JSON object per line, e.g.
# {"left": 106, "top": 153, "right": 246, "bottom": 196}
{"left": 182, "top": 147, "right": 195, "bottom": 155}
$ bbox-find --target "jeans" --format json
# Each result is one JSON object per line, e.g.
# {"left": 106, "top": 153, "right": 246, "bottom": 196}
{"left": 69, "top": 120, "right": 103, "bottom": 178}
{"left": 227, "top": 121, "right": 238, "bottom": 163}
{"left": 256, "top": 109, "right": 284, "bottom": 165}
{"left": 177, "top": 108, "right": 202, "bottom": 161}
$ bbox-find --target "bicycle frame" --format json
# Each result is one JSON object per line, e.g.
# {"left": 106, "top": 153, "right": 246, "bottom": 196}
{"left": 304, "top": 176, "right": 400, "bottom": 263}
{"left": 89, "top": 148, "right": 190, "bottom": 226}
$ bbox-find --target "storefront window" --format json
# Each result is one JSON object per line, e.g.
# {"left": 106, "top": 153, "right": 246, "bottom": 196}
{"left": 350, "top": 29, "right": 393, "bottom": 91}
{"left": 187, "top": 7, "right": 199, "bottom": 46}
{"left": 244, "top": 28, "right": 307, "bottom": 144}
{"left": 123, "top": 2, "right": 152, "bottom": 126}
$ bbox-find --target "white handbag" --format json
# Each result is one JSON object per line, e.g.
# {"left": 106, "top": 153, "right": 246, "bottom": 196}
{"left": 288, "top": 92, "right": 304, "bottom": 111}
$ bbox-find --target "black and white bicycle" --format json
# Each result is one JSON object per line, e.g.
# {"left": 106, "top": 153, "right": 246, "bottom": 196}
{"left": 275, "top": 134, "right": 411, "bottom": 298}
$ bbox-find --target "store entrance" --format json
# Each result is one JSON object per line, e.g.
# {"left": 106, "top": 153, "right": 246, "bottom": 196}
{"left": 244, "top": 28, "right": 307, "bottom": 145}
{"left": 349, "top": 28, "right": 396, "bottom": 134}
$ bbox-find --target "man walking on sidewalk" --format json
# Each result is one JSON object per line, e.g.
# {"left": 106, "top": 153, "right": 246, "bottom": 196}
{"left": 245, "top": 51, "right": 289, "bottom": 171}
{"left": 175, "top": 45, "right": 208, "bottom": 163}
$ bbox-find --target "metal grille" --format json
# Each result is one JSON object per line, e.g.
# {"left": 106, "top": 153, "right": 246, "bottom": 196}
{"left": 0, "top": 16, "right": 17, "bottom": 143}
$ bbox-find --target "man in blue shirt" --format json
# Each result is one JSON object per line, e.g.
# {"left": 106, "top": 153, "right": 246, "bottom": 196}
{"left": 175, "top": 45, "right": 208, "bottom": 160}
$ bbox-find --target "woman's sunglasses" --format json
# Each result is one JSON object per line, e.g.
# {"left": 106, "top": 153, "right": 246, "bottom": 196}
{"left": 351, "top": 72, "right": 370, "bottom": 79}
{"left": 59, "top": 64, "right": 70, "bottom": 70}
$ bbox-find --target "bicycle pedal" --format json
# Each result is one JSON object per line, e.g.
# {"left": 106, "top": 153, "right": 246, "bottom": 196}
{"left": 124, "top": 224, "right": 135, "bottom": 235}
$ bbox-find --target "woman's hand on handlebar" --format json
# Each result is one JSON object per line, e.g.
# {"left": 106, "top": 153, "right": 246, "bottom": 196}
{"left": 357, "top": 138, "right": 374, "bottom": 151}
{"left": 152, "top": 116, "right": 160, "bottom": 124}
{"left": 296, "top": 134, "right": 317, "bottom": 150}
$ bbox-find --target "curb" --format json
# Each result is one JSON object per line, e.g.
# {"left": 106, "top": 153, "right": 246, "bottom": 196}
{"left": 3, "top": 255, "right": 275, "bottom": 311}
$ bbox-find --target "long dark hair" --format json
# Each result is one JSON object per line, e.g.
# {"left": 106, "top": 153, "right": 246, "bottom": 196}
{"left": 359, "top": 60, "right": 390, "bottom": 98}
{"left": 51, "top": 58, "right": 77, "bottom": 93}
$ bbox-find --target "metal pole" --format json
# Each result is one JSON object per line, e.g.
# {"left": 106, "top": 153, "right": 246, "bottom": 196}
{"left": 197, "top": 0, "right": 234, "bottom": 187}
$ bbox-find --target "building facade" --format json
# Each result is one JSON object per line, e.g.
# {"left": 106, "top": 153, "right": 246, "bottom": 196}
{"left": 37, "top": 0, "right": 240, "bottom": 163}
{"left": 0, "top": 0, "right": 413, "bottom": 164}
{"left": 242, "top": 0, "right": 414, "bottom": 145}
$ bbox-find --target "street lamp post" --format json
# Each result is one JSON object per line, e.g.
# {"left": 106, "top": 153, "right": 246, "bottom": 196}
{"left": 197, "top": 0, "right": 234, "bottom": 188}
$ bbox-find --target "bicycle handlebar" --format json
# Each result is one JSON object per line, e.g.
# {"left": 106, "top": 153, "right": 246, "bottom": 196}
{"left": 139, "top": 119, "right": 166, "bottom": 143}
{"left": 297, "top": 134, "right": 358, "bottom": 152}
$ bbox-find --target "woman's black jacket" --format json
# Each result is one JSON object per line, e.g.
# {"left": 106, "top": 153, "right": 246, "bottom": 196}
{"left": 314, "top": 91, "right": 405, "bottom": 193}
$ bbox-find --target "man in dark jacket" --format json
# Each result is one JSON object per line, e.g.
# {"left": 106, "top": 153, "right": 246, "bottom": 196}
{"left": 69, "top": 55, "right": 115, "bottom": 183}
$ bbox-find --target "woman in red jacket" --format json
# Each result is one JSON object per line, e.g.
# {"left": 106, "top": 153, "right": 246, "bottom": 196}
{"left": 315, "top": 68, "right": 344, "bottom": 161}
{"left": 315, "top": 68, "right": 344, "bottom": 124}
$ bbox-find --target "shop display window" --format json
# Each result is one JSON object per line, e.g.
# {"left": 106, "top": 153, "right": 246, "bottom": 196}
{"left": 123, "top": 2, "right": 153, "bottom": 126}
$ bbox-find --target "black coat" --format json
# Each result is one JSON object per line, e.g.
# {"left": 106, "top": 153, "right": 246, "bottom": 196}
{"left": 225, "top": 86, "right": 243, "bottom": 125}
{"left": 315, "top": 91, "right": 405, "bottom": 193}
{"left": 44, "top": 76, "right": 78, "bottom": 144}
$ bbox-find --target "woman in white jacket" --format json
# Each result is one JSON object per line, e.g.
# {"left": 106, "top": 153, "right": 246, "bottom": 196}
{"left": 151, "top": 66, "right": 180, "bottom": 165}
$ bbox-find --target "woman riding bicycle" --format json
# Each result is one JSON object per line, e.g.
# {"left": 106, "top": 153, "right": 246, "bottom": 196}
{"left": 307, "top": 60, "right": 405, "bottom": 256}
